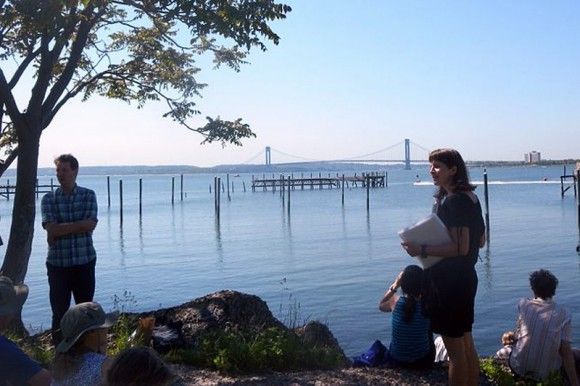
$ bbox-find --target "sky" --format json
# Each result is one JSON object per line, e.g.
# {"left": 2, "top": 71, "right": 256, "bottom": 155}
{"left": 16, "top": 1, "right": 580, "bottom": 167}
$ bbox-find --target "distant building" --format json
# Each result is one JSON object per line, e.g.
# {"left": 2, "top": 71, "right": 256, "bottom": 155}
{"left": 524, "top": 151, "right": 541, "bottom": 163}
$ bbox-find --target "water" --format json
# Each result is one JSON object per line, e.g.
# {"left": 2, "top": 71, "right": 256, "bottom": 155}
{"left": 1, "top": 164, "right": 578, "bottom": 357}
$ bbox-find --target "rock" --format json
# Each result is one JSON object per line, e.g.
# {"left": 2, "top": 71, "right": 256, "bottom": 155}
{"left": 295, "top": 321, "right": 346, "bottom": 360}
{"left": 142, "top": 290, "right": 287, "bottom": 346}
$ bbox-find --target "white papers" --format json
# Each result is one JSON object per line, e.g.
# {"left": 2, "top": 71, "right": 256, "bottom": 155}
{"left": 398, "top": 214, "right": 451, "bottom": 269}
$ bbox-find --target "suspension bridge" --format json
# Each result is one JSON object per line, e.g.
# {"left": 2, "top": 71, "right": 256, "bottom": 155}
{"left": 241, "top": 139, "right": 430, "bottom": 170}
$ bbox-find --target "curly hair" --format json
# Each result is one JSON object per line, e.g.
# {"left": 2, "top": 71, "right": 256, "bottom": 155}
{"left": 529, "top": 269, "right": 558, "bottom": 299}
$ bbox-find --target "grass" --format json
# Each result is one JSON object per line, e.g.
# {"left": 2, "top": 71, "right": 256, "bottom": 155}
{"left": 479, "top": 357, "right": 565, "bottom": 386}
{"left": 164, "top": 326, "right": 345, "bottom": 374}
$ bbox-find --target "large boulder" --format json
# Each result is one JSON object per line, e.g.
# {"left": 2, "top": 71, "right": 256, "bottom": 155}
{"left": 145, "top": 290, "right": 285, "bottom": 345}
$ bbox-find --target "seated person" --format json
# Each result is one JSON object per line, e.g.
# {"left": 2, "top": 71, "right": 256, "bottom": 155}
{"left": 509, "top": 269, "right": 579, "bottom": 385}
{"left": 105, "top": 346, "right": 175, "bottom": 385}
{"left": 52, "top": 302, "right": 118, "bottom": 386}
{"left": 0, "top": 276, "right": 52, "bottom": 386}
{"left": 495, "top": 331, "right": 516, "bottom": 361}
{"left": 379, "top": 265, "right": 434, "bottom": 369}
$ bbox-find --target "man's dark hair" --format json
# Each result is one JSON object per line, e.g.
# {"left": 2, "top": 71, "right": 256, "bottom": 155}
{"left": 54, "top": 154, "right": 79, "bottom": 170}
{"left": 529, "top": 269, "right": 558, "bottom": 299}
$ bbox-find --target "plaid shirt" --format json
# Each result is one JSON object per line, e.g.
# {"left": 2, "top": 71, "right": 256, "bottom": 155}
{"left": 41, "top": 185, "right": 98, "bottom": 267}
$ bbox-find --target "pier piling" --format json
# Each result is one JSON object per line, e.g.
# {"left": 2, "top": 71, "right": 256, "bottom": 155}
{"left": 107, "top": 176, "right": 111, "bottom": 208}
{"left": 139, "top": 178, "right": 143, "bottom": 217}
{"left": 483, "top": 169, "right": 490, "bottom": 244}
{"left": 119, "top": 179, "right": 123, "bottom": 227}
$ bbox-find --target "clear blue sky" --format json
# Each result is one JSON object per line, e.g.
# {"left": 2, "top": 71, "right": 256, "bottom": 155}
{"left": 37, "top": 1, "right": 580, "bottom": 167}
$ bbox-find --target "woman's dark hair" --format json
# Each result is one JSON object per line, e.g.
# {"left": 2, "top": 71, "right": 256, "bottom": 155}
{"left": 529, "top": 269, "right": 558, "bottom": 299}
{"left": 400, "top": 265, "right": 423, "bottom": 324}
{"left": 429, "top": 148, "right": 476, "bottom": 199}
{"left": 106, "top": 346, "right": 174, "bottom": 386}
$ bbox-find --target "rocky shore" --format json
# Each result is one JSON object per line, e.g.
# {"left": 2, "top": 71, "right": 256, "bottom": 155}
{"left": 25, "top": 290, "right": 496, "bottom": 385}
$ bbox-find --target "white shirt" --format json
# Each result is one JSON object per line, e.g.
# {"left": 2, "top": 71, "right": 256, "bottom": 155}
{"left": 509, "top": 298, "right": 572, "bottom": 380}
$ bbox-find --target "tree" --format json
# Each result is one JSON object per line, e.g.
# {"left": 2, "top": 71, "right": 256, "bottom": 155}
{"left": 0, "top": 0, "right": 291, "bottom": 316}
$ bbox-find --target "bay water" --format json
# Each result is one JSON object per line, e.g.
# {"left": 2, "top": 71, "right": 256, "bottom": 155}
{"left": 1, "top": 164, "right": 578, "bottom": 357}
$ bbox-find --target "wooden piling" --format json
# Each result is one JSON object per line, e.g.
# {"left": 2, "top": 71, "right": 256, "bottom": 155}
{"left": 180, "top": 174, "right": 184, "bottom": 201}
{"left": 243, "top": 181, "right": 246, "bottom": 192}
{"left": 227, "top": 174, "right": 230, "bottom": 201}
{"left": 51, "top": 178, "right": 54, "bottom": 192}
{"left": 342, "top": 174, "right": 345, "bottom": 205}
{"left": 217, "top": 177, "right": 221, "bottom": 218}
{"left": 385, "top": 171, "right": 388, "bottom": 188}
{"left": 119, "top": 179, "right": 123, "bottom": 227}
{"left": 483, "top": 169, "right": 490, "bottom": 243}
{"left": 107, "top": 176, "right": 111, "bottom": 208}
{"left": 6, "top": 179, "right": 9, "bottom": 201}
{"left": 139, "top": 178, "right": 143, "bottom": 217}
{"left": 577, "top": 168, "right": 580, "bottom": 239}
{"left": 171, "top": 177, "right": 175, "bottom": 205}
{"left": 366, "top": 176, "right": 370, "bottom": 211}
{"left": 287, "top": 176, "right": 291, "bottom": 214}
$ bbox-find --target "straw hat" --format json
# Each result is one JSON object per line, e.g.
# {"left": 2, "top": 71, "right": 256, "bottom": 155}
{"left": 0, "top": 276, "right": 28, "bottom": 316}
{"left": 56, "top": 302, "right": 118, "bottom": 353}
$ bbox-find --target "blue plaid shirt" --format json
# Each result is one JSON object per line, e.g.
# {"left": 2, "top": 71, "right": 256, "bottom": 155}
{"left": 41, "top": 185, "right": 98, "bottom": 267}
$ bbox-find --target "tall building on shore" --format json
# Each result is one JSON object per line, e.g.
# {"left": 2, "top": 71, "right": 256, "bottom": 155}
{"left": 524, "top": 151, "right": 541, "bottom": 163}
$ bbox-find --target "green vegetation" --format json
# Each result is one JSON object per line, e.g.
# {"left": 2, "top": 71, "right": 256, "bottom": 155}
{"left": 165, "top": 327, "right": 345, "bottom": 374}
{"left": 479, "top": 358, "right": 565, "bottom": 386}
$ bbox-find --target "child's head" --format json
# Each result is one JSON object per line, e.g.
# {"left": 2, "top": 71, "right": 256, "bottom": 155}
{"left": 529, "top": 269, "right": 558, "bottom": 300}
{"left": 501, "top": 331, "right": 516, "bottom": 346}
{"left": 106, "top": 346, "right": 174, "bottom": 386}
{"left": 400, "top": 265, "right": 423, "bottom": 298}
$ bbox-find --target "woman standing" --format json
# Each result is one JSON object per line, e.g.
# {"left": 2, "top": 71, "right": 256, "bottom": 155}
{"left": 402, "top": 148, "right": 485, "bottom": 386}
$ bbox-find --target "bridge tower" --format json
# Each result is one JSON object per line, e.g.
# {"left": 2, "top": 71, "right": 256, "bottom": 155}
{"left": 404, "top": 139, "right": 411, "bottom": 170}
{"left": 265, "top": 146, "right": 271, "bottom": 166}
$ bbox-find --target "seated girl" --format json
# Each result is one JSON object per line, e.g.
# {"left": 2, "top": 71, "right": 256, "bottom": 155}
{"left": 379, "top": 265, "right": 434, "bottom": 369}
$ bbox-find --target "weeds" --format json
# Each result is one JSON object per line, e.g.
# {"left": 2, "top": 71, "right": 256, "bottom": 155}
{"left": 277, "top": 278, "right": 310, "bottom": 329}
{"left": 165, "top": 327, "right": 344, "bottom": 374}
{"left": 479, "top": 358, "right": 565, "bottom": 386}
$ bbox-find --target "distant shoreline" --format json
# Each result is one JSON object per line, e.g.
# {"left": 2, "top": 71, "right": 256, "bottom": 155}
{"left": 2, "top": 159, "right": 575, "bottom": 178}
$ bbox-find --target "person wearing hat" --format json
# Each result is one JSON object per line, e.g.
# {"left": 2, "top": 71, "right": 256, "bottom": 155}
{"left": 0, "top": 276, "right": 52, "bottom": 386}
{"left": 52, "top": 301, "right": 117, "bottom": 386}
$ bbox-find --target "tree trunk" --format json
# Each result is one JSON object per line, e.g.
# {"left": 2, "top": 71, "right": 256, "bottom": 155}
{"left": 1, "top": 122, "right": 41, "bottom": 284}
{"left": 0, "top": 121, "right": 41, "bottom": 336}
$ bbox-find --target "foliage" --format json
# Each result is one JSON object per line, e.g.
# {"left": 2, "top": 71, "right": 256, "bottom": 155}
{"left": 0, "top": 0, "right": 291, "bottom": 312}
{"left": 108, "top": 313, "right": 135, "bottom": 356}
{"left": 479, "top": 358, "right": 565, "bottom": 386}
{"left": 0, "top": 0, "right": 291, "bottom": 153}
{"left": 165, "top": 327, "right": 344, "bottom": 374}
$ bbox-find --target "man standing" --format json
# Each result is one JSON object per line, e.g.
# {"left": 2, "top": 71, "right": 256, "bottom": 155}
{"left": 0, "top": 276, "right": 52, "bottom": 385}
{"left": 41, "top": 154, "right": 98, "bottom": 345}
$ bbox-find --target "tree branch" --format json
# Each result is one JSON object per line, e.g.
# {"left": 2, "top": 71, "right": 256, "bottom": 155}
{"left": 9, "top": 45, "right": 41, "bottom": 89}
{"left": 0, "top": 146, "right": 19, "bottom": 178}
{"left": 0, "top": 70, "right": 22, "bottom": 127}
{"left": 42, "top": 5, "right": 103, "bottom": 121}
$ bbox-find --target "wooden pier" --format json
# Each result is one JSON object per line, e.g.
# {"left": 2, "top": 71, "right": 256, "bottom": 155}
{"left": 0, "top": 180, "right": 55, "bottom": 200}
{"left": 560, "top": 164, "right": 578, "bottom": 198}
{"left": 251, "top": 172, "right": 386, "bottom": 192}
